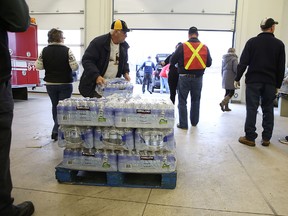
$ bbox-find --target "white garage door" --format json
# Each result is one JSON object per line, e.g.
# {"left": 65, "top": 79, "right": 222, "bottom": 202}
{"left": 26, "top": 0, "right": 84, "bottom": 30}
{"left": 114, "top": 0, "right": 237, "bottom": 31}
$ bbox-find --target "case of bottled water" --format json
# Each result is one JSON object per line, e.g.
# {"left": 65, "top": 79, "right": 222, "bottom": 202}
{"left": 57, "top": 98, "right": 114, "bottom": 126}
{"left": 95, "top": 78, "right": 133, "bottom": 98}
{"left": 134, "top": 128, "right": 175, "bottom": 151}
{"left": 114, "top": 97, "right": 174, "bottom": 128}
{"left": 118, "top": 150, "right": 177, "bottom": 173}
{"left": 58, "top": 125, "right": 94, "bottom": 149}
{"left": 94, "top": 126, "right": 134, "bottom": 151}
{"left": 62, "top": 148, "right": 117, "bottom": 171}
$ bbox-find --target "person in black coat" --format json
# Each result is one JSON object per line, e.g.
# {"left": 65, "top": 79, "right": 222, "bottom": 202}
{"left": 79, "top": 20, "right": 131, "bottom": 98}
{"left": 0, "top": 0, "right": 35, "bottom": 215}
{"left": 161, "top": 42, "right": 182, "bottom": 104}
{"left": 235, "top": 17, "right": 286, "bottom": 147}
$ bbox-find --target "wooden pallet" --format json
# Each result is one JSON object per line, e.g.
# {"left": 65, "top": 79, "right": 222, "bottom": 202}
{"left": 55, "top": 165, "right": 177, "bottom": 189}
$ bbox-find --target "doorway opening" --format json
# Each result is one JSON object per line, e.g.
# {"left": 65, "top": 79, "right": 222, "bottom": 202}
{"left": 126, "top": 29, "right": 234, "bottom": 98}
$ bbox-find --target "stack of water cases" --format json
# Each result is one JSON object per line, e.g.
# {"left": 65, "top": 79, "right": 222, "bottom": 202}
{"left": 57, "top": 78, "right": 177, "bottom": 174}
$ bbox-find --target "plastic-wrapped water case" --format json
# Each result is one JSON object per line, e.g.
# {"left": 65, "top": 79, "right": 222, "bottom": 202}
{"left": 62, "top": 148, "right": 117, "bottom": 171}
{"left": 58, "top": 125, "right": 94, "bottom": 149}
{"left": 94, "top": 127, "right": 134, "bottom": 151}
{"left": 114, "top": 97, "right": 174, "bottom": 128}
{"left": 118, "top": 150, "right": 177, "bottom": 173}
{"left": 57, "top": 98, "right": 114, "bottom": 126}
{"left": 134, "top": 128, "right": 175, "bottom": 151}
{"left": 95, "top": 78, "right": 134, "bottom": 98}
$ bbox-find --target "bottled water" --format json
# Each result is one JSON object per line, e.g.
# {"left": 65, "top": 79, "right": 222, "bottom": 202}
{"left": 135, "top": 128, "right": 175, "bottom": 151}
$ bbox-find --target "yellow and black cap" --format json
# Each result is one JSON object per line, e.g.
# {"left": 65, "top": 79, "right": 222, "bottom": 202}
{"left": 111, "top": 19, "right": 130, "bottom": 32}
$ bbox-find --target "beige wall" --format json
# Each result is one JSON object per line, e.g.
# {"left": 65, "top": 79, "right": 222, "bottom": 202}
{"left": 235, "top": 0, "right": 287, "bottom": 101}
{"left": 236, "top": 0, "right": 286, "bottom": 54}
{"left": 85, "top": 0, "right": 112, "bottom": 46}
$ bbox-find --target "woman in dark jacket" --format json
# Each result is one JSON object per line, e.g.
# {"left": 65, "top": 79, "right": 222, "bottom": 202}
{"left": 219, "top": 48, "right": 238, "bottom": 111}
{"left": 35, "top": 28, "right": 79, "bottom": 141}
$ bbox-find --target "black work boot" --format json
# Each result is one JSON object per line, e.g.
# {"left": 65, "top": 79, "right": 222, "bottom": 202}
{"left": 14, "top": 201, "right": 35, "bottom": 216}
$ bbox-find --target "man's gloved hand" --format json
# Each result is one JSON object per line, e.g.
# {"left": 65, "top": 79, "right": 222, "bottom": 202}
{"left": 234, "top": 81, "right": 240, "bottom": 89}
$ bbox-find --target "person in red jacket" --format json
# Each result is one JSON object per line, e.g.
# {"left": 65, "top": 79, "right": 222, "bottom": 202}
{"left": 159, "top": 63, "right": 170, "bottom": 94}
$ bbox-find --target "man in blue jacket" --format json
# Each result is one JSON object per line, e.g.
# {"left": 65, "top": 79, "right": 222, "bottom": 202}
{"left": 235, "top": 17, "right": 286, "bottom": 147}
{"left": 79, "top": 19, "right": 131, "bottom": 98}
{"left": 139, "top": 56, "right": 156, "bottom": 94}
{"left": 0, "top": 0, "right": 35, "bottom": 215}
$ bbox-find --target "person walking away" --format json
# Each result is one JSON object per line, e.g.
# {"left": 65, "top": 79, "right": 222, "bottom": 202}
{"left": 235, "top": 17, "right": 286, "bottom": 147}
{"left": 35, "top": 28, "right": 79, "bottom": 141}
{"left": 79, "top": 19, "right": 131, "bottom": 98}
{"left": 0, "top": 0, "right": 35, "bottom": 215}
{"left": 219, "top": 48, "right": 238, "bottom": 111}
{"left": 159, "top": 63, "right": 170, "bottom": 94}
{"left": 170, "top": 27, "right": 212, "bottom": 129}
{"left": 140, "top": 56, "right": 155, "bottom": 94}
{"left": 161, "top": 42, "right": 182, "bottom": 104}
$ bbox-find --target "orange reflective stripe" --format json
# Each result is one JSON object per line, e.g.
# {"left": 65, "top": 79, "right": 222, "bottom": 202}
{"left": 184, "top": 42, "right": 206, "bottom": 69}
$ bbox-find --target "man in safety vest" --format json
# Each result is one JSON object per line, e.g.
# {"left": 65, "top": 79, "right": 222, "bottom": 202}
{"left": 170, "top": 26, "right": 212, "bottom": 129}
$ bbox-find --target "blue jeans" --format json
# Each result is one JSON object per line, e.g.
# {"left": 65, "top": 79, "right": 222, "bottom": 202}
{"left": 245, "top": 83, "right": 276, "bottom": 141}
{"left": 46, "top": 84, "right": 73, "bottom": 134}
{"left": 160, "top": 77, "right": 170, "bottom": 94}
{"left": 178, "top": 75, "right": 203, "bottom": 127}
{"left": 0, "top": 81, "right": 15, "bottom": 215}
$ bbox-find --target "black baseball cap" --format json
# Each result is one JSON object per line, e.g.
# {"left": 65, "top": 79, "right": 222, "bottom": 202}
{"left": 188, "top": 26, "right": 198, "bottom": 35}
{"left": 260, "top": 17, "right": 278, "bottom": 29}
{"left": 111, "top": 19, "right": 130, "bottom": 32}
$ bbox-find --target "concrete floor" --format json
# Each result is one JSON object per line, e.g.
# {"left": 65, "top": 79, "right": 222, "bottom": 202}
{"left": 10, "top": 70, "right": 288, "bottom": 216}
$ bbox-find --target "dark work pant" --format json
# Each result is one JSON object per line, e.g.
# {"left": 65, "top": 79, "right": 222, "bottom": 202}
{"left": 46, "top": 84, "right": 73, "bottom": 134}
{"left": 168, "top": 69, "right": 179, "bottom": 104}
{"left": 142, "top": 73, "right": 152, "bottom": 92}
{"left": 245, "top": 83, "right": 276, "bottom": 141}
{"left": 0, "top": 80, "right": 15, "bottom": 215}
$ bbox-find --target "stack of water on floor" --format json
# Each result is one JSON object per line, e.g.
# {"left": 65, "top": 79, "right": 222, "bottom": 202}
{"left": 55, "top": 78, "right": 177, "bottom": 188}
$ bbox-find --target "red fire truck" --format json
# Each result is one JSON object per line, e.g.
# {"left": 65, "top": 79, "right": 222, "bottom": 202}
{"left": 8, "top": 18, "right": 40, "bottom": 100}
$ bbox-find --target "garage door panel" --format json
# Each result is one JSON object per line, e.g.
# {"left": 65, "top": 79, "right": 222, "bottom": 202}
{"left": 114, "top": 0, "right": 236, "bottom": 31}
{"left": 114, "top": 14, "right": 235, "bottom": 31}
{"left": 115, "top": 0, "right": 235, "bottom": 13}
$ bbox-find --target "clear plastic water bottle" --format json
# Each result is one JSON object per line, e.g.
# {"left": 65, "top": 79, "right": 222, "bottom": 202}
{"left": 82, "top": 127, "right": 94, "bottom": 149}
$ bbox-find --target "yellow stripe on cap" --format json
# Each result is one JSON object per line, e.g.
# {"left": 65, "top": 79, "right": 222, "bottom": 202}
{"left": 114, "top": 20, "right": 123, "bottom": 30}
